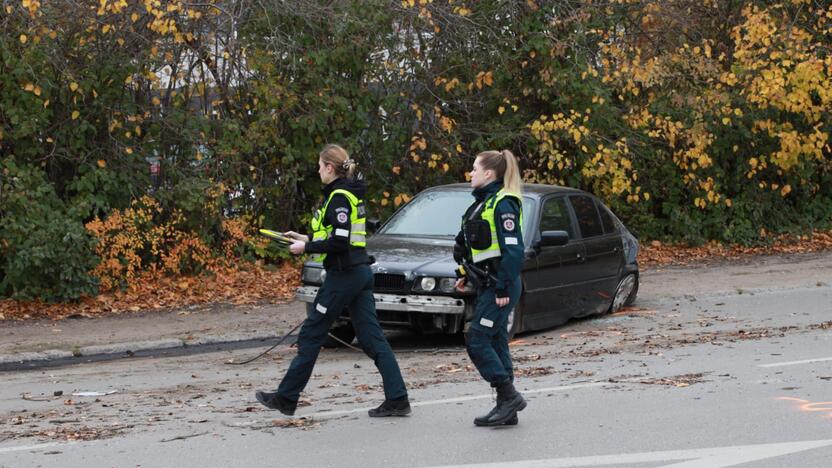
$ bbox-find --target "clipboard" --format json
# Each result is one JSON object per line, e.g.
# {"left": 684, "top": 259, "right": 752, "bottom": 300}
{"left": 259, "top": 229, "right": 294, "bottom": 246}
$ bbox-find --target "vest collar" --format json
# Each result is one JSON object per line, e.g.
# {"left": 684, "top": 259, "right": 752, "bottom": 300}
{"left": 321, "top": 177, "right": 346, "bottom": 199}
{"left": 472, "top": 180, "right": 503, "bottom": 202}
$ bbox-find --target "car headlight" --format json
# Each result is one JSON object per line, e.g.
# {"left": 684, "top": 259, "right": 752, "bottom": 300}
{"left": 302, "top": 266, "right": 326, "bottom": 285}
{"left": 439, "top": 278, "right": 457, "bottom": 293}
{"left": 419, "top": 277, "right": 436, "bottom": 291}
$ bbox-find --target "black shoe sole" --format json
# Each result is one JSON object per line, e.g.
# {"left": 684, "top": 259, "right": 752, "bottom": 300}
{"left": 474, "top": 414, "right": 519, "bottom": 426}
{"left": 368, "top": 408, "right": 412, "bottom": 417}
{"left": 255, "top": 391, "right": 296, "bottom": 416}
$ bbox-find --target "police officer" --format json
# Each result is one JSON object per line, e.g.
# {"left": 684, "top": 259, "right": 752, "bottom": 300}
{"left": 454, "top": 149, "right": 525, "bottom": 427}
{"left": 256, "top": 144, "right": 411, "bottom": 418}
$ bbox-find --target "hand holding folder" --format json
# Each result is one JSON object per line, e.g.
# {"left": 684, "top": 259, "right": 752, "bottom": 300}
{"left": 258, "top": 229, "right": 294, "bottom": 247}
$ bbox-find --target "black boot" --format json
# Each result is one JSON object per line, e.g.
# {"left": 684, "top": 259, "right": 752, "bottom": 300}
{"left": 476, "top": 381, "right": 525, "bottom": 427}
{"left": 255, "top": 391, "right": 297, "bottom": 416}
{"left": 368, "top": 397, "right": 411, "bottom": 417}
{"left": 474, "top": 403, "right": 519, "bottom": 426}
{"left": 474, "top": 391, "right": 521, "bottom": 427}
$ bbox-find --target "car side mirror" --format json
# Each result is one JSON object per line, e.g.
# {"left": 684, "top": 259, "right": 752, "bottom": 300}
{"left": 367, "top": 218, "right": 381, "bottom": 234}
{"left": 539, "top": 230, "right": 569, "bottom": 247}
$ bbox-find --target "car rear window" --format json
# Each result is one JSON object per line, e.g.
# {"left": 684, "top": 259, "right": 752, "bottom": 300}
{"left": 598, "top": 202, "right": 618, "bottom": 234}
{"left": 539, "top": 197, "right": 574, "bottom": 238}
{"left": 569, "top": 195, "right": 603, "bottom": 238}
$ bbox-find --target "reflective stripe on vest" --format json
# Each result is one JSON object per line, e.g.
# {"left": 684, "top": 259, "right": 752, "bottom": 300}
{"left": 309, "top": 188, "right": 367, "bottom": 263}
{"left": 465, "top": 189, "right": 523, "bottom": 264}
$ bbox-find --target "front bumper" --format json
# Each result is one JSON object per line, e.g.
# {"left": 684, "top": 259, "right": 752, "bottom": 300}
{"left": 295, "top": 286, "right": 466, "bottom": 314}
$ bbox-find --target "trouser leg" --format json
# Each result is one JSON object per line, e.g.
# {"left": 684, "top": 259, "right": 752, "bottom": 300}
{"left": 350, "top": 266, "right": 408, "bottom": 400}
{"left": 493, "top": 278, "right": 522, "bottom": 384}
{"left": 276, "top": 278, "right": 344, "bottom": 402}
{"left": 465, "top": 288, "right": 512, "bottom": 385}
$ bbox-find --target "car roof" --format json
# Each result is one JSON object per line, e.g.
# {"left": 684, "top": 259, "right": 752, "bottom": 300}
{"left": 422, "top": 183, "right": 587, "bottom": 199}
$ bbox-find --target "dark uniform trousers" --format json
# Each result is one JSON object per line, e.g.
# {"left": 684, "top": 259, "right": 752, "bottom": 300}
{"left": 277, "top": 264, "right": 408, "bottom": 403}
{"left": 465, "top": 276, "right": 522, "bottom": 385}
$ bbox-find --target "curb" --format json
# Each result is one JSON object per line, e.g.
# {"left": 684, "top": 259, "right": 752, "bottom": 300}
{"left": 0, "top": 331, "right": 288, "bottom": 371}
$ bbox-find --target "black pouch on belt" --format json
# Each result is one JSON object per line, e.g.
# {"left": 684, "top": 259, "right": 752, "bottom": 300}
{"left": 464, "top": 219, "right": 492, "bottom": 250}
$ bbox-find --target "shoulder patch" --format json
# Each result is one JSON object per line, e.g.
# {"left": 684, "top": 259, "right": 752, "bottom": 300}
{"left": 503, "top": 218, "right": 516, "bottom": 231}
{"left": 336, "top": 212, "right": 349, "bottom": 224}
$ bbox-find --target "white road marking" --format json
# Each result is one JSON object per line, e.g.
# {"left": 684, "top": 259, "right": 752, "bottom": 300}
{"left": 427, "top": 439, "right": 832, "bottom": 468}
{"left": 0, "top": 442, "right": 66, "bottom": 454}
{"left": 759, "top": 356, "right": 832, "bottom": 368}
{"left": 304, "top": 381, "right": 611, "bottom": 419}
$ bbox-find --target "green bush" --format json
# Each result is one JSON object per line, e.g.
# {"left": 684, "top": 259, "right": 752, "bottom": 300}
{"left": 0, "top": 161, "right": 99, "bottom": 301}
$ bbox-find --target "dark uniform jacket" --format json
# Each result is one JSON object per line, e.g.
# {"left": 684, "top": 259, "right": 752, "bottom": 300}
{"left": 305, "top": 177, "right": 371, "bottom": 271}
{"left": 454, "top": 180, "right": 524, "bottom": 299}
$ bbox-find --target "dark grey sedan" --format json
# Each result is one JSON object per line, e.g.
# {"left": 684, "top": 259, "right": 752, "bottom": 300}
{"left": 296, "top": 183, "right": 639, "bottom": 344}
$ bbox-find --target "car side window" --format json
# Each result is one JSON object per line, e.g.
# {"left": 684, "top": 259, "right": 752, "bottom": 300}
{"left": 598, "top": 202, "right": 618, "bottom": 234}
{"left": 539, "top": 197, "right": 574, "bottom": 239}
{"left": 569, "top": 195, "right": 603, "bottom": 238}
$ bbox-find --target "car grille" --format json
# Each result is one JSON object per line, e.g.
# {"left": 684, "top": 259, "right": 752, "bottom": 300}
{"left": 374, "top": 273, "right": 406, "bottom": 292}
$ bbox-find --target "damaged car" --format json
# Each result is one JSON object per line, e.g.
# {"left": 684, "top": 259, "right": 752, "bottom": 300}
{"left": 295, "top": 183, "right": 639, "bottom": 345}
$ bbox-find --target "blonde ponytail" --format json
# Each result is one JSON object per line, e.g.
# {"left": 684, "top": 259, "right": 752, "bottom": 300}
{"left": 476, "top": 150, "right": 523, "bottom": 196}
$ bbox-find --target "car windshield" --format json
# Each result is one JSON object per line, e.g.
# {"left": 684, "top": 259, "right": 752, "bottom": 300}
{"left": 379, "top": 189, "right": 534, "bottom": 238}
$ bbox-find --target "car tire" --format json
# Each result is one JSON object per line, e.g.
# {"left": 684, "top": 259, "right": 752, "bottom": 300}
{"left": 507, "top": 301, "right": 523, "bottom": 341}
{"left": 323, "top": 323, "right": 356, "bottom": 348}
{"left": 608, "top": 273, "right": 638, "bottom": 314}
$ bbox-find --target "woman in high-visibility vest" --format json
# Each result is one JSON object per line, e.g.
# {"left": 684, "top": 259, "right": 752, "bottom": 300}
{"left": 454, "top": 149, "right": 526, "bottom": 426}
{"left": 256, "top": 144, "right": 410, "bottom": 417}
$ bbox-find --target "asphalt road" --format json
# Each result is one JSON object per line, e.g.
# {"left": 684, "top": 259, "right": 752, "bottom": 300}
{"left": 2, "top": 253, "right": 831, "bottom": 467}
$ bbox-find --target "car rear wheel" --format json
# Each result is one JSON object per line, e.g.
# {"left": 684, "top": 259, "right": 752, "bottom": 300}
{"left": 609, "top": 273, "right": 638, "bottom": 314}
{"left": 507, "top": 301, "right": 523, "bottom": 341}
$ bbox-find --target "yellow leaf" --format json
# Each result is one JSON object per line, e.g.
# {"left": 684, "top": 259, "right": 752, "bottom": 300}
{"left": 70, "top": 82, "right": 79, "bottom": 92}
{"left": 498, "top": 106, "right": 505, "bottom": 115}
{"left": 72, "top": 110, "right": 80, "bottom": 120}
{"left": 19, "top": 34, "right": 28, "bottom": 44}
{"left": 392, "top": 166, "right": 401, "bottom": 175}
{"left": 152, "top": 97, "right": 161, "bottom": 106}
{"left": 483, "top": 71, "right": 493, "bottom": 86}
{"left": 97, "top": 159, "right": 106, "bottom": 168}
{"left": 125, "top": 147, "right": 133, "bottom": 154}
{"left": 24, "top": 83, "right": 34, "bottom": 92}
{"left": 781, "top": 185, "right": 791, "bottom": 196}
{"left": 456, "top": 144, "right": 463, "bottom": 153}
{"left": 43, "top": 99, "right": 49, "bottom": 108}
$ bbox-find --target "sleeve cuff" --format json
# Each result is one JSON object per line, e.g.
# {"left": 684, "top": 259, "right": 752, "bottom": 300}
{"left": 495, "top": 288, "right": 508, "bottom": 299}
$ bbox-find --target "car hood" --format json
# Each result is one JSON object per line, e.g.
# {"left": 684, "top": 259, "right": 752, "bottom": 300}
{"left": 367, "top": 234, "right": 457, "bottom": 277}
